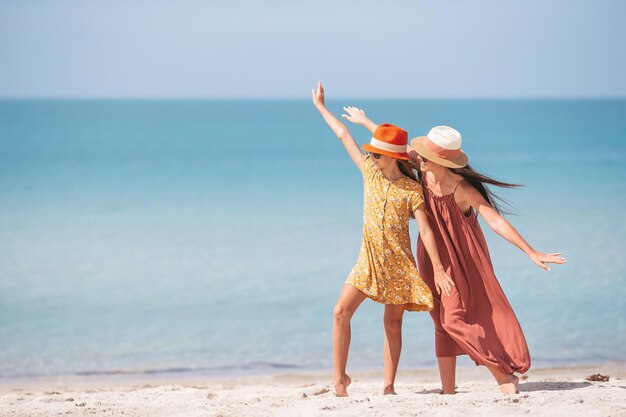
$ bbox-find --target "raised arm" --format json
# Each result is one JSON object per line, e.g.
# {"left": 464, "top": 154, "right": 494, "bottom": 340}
{"left": 414, "top": 206, "right": 455, "bottom": 296}
{"left": 342, "top": 108, "right": 422, "bottom": 167}
{"left": 457, "top": 182, "right": 566, "bottom": 271}
{"left": 342, "top": 106, "right": 379, "bottom": 134}
{"left": 312, "top": 82, "right": 364, "bottom": 171}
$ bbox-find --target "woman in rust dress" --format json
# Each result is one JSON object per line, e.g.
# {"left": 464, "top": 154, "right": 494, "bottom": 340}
{"left": 343, "top": 109, "right": 566, "bottom": 394}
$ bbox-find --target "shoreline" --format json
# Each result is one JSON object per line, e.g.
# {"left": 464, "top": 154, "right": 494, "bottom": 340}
{"left": 1, "top": 363, "right": 624, "bottom": 416}
{"left": 1, "top": 361, "right": 623, "bottom": 387}
{"left": 2, "top": 361, "right": 624, "bottom": 390}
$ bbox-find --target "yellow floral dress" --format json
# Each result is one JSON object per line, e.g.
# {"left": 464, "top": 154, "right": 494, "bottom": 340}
{"left": 345, "top": 155, "right": 434, "bottom": 312}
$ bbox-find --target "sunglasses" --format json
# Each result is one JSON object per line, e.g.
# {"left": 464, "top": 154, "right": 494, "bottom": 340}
{"left": 368, "top": 152, "right": 382, "bottom": 160}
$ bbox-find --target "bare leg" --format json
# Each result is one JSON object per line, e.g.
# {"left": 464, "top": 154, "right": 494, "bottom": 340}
{"left": 333, "top": 285, "right": 367, "bottom": 397}
{"left": 486, "top": 365, "right": 519, "bottom": 394}
{"left": 383, "top": 304, "right": 405, "bottom": 395}
{"left": 437, "top": 356, "right": 457, "bottom": 394}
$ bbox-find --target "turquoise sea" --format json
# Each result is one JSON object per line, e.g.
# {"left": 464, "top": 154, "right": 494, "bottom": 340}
{"left": 0, "top": 99, "right": 625, "bottom": 379}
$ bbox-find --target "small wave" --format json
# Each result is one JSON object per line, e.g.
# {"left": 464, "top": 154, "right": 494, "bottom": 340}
{"left": 0, "top": 362, "right": 301, "bottom": 380}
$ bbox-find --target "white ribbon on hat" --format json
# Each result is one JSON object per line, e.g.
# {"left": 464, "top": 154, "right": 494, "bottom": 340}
{"left": 369, "top": 137, "right": 407, "bottom": 153}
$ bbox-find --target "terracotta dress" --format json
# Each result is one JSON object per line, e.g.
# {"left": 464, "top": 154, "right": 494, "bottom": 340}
{"left": 416, "top": 179, "right": 531, "bottom": 374}
{"left": 346, "top": 155, "right": 433, "bottom": 312}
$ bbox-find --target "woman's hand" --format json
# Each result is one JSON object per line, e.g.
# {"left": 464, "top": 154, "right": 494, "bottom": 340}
{"left": 529, "top": 251, "right": 566, "bottom": 271}
{"left": 311, "top": 81, "right": 325, "bottom": 108}
{"left": 434, "top": 267, "right": 455, "bottom": 297}
{"left": 341, "top": 106, "right": 367, "bottom": 124}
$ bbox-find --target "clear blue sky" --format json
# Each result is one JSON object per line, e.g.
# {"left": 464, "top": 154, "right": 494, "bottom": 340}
{"left": 1, "top": 0, "right": 624, "bottom": 98}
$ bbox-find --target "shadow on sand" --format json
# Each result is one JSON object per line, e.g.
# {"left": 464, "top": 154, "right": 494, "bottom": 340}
{"left": 414, "top": 388, "right": 443, "bottom": 394}
{"left": 414, "top": 381, "right": 595, "bottom": 395}
{"left": 414, "top": 388, "right": 471, "bottom": 395}
{"left": 519, "top": 381, "right": 592, "bottom": 392}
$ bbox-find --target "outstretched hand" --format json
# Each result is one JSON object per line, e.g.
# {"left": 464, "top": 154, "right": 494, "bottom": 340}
{"left": 312, "top": 81, "right": 325, "bottom": 108}
{"left": 341, "top": 106, "right": 367, "bottom": 124}
{"left": 529, "top": 251, "right": 566, "bottom": 271}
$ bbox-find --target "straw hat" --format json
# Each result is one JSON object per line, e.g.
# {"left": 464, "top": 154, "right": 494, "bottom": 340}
{"left": 362, "top": 124, "right": 409, "bottom": 160}
{"left": 409, "top": 126, "right": 468, "bottom": 168}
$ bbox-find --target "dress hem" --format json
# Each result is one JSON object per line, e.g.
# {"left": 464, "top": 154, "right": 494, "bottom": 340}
{"left": 345, "top": 283, "right": 433, "bottom": 312}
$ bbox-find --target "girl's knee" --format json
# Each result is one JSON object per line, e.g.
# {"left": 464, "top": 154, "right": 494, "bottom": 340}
{"left": 383, "top": 316, "right": 403, "bottom": 334}
{"left": 333, "top": 304, "right": 351, "bottom": 322}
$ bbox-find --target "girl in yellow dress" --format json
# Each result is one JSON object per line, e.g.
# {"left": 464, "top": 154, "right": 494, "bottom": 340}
{"left": 312, "top": 82, "right": 454, "bottom": 397}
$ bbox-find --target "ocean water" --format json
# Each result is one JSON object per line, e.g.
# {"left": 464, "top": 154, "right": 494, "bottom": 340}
{"left": 0, "top": 99, "right": 624, "bottom": 379}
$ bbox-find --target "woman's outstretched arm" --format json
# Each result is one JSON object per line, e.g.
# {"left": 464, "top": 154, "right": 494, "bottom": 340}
{"left": 341, "top": 108, "right": 424, "bottom": 166}
{"left": 415, "top": 206, "right": 455, "bottom": 296}
{"left": 312, "top": 82, "right": 364, "bottom": 172}
{"left": 457, "top": 182, "right": 566, "bottom": 271}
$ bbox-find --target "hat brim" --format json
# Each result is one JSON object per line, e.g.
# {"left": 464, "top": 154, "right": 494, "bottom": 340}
{"left": 408, "top": 137, "right": 468, "bottom": 168}
{"left": 362, "top": 144, "right": 409, "bottom": 160}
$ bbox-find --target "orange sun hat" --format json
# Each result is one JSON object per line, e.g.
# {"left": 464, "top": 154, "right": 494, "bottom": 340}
{"left": 362, "top": 123, "right": 409, "bottom": 160}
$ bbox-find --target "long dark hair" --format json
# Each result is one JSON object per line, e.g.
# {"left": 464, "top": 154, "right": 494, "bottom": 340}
{"left": 398, "top": 160, "right": 418, "bottom": 181}
{"left": 416, "top": 164, "right": 521, "bottom": 215}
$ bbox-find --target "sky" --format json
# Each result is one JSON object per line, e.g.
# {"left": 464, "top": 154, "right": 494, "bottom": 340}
{"left": 0, "top": 0, "right": 625, "bottom": 99}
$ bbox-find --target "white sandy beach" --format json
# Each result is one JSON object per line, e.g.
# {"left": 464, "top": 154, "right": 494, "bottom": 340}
{"left": 1, "top": 364, "right": 624, "bottom": 417}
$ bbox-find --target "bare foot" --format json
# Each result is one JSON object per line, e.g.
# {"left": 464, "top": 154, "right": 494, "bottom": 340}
{"left": 497, "top": 374, "right": 519, "bottom": 394}
{"left": 333, "top": 374, "right": 352, "bottom": 397}
{"left": 441, "top": 384, "right": 457, "bottom": 395}
{"left": 383, "top": 384, "right": 397, "bottom": 395}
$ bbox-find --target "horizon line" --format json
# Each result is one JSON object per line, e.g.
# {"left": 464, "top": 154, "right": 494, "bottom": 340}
{"left": 1, "top": 95, "right": 625, "bottom": 101}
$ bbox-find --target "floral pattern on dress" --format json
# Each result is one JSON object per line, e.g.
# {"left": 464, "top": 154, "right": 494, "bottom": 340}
{"left": 345, "top": 155, "right": 434, "bottom": 312}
